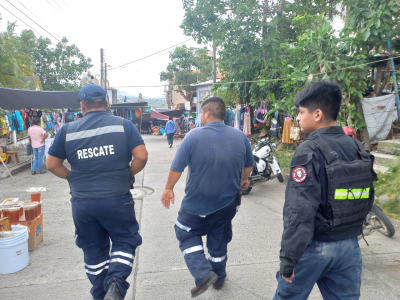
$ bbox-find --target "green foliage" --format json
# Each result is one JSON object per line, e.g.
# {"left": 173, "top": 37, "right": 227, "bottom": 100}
{"left": 0, "top": 21, "right": 34, "bottom": 89}
{"left": 160, "top": 45, "right": 212, "bottom": 102}
{"left": 0, "top": 18, "right": 92, "bottom": 92}
{"left": 374, "top": 159, "right": 400, "bottom": 220}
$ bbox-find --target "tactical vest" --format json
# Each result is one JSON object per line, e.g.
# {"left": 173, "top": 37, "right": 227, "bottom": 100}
{"left": 310, "top": 134, "right": 375, "bottom": 232}
{"left": 64, "top": 111, "right": 131, "bottom": 199}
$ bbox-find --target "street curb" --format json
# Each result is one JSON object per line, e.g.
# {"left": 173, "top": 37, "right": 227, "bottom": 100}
{"left": 0, "top": 160, "right": 31, "bottom": 179}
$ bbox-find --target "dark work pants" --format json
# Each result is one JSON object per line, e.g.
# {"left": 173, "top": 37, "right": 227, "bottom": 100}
{"left": 274, "top": 237, "right": 362, "bottom": 300}
{"left": 167, "top": 133, "right": 174, "bottom": 145}
{"left": 71, "top": 193, "right": 142, "bottom": 300}
{"left": 175, "top": 199, "right": 237, "bottom": 286}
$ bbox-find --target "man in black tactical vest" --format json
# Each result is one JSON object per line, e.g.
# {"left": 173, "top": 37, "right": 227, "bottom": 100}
{"left": 273, "top": 81, "right": 378, "bottom": 299}
{"left": 47, "top": 83, "right": 148, "bottom": 300}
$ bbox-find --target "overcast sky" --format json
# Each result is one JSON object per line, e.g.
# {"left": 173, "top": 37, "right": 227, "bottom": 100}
{"left": 0, "top": 0, "right": 207, "bottom": 97}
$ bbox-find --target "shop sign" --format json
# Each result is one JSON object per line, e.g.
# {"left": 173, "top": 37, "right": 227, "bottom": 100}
{"left": 185, "top": 101, "right": 191, "bottom": 110}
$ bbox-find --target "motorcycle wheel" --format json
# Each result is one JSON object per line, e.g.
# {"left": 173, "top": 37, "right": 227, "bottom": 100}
{"left": 370, "top": 204, "right": 395, "bottom": 237}
{"left": 277, "top": 173, "right": 284, "bottom": 183}
{"left": 242, "top": 187, "right": 252, "bottom": 195}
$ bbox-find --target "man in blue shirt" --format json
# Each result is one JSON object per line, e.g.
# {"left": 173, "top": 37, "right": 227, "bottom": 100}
{"left": 165, "top": 116, "right": 178, "bottom": 148}
{"left": 161, "top": 97, "right": 254, "bottom": 298}
{"left": 46, "top": 84, "right": 148, "bottom": 300}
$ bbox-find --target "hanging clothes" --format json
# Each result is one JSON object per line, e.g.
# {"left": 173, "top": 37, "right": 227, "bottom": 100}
{"left": 282, "top": 117, "right": 295, "bottom": 144}
{"left": 243, "top": 107, "right": 252, "bottom": 136}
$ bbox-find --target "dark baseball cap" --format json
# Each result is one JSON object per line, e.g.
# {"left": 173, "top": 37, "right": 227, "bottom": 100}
{"left": 78, "top": 83, "right": 106, "bottom": 102}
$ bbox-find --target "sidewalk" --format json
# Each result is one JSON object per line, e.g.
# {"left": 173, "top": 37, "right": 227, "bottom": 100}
{"left": 0, "top": 135, "right": 400, "bottom": 299}
{"left": 0, "top": 146, "right": 31, "bottom": 179}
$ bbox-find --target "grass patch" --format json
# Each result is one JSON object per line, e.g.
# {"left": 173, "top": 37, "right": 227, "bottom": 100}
{"left": 374, "top": 159, "right": 400, "bottom": 220}
{"left": 275, "top": 142, "right": 296, "bottom": 173}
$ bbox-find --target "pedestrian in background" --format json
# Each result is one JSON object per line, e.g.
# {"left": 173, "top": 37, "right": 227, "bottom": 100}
{"left": 161, "top": 97, "right": 254, "bottom": 298}
{"left": 165, "top": 116, "right": 177, "bottom": 148}
{"left": 274, "top": 81, "right": 377, "bottom": 299}
{"left": 28, "top": 117, "right": 48, "bottom": 175}
{"left": 47, "top": 83, "right": 148, "bottom": 300}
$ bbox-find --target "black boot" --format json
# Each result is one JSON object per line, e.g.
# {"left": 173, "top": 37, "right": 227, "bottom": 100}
{"left": 104, "top": 279, "right": 123, "bottom": 300}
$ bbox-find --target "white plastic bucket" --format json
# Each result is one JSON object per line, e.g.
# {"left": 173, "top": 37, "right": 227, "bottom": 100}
{"left": 0, "top": 225, "right": 29, "bottom": 274}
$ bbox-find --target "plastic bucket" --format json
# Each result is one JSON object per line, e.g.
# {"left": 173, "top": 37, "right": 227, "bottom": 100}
{"left": 0, "top": 225, "right": 29, "bottom": 274}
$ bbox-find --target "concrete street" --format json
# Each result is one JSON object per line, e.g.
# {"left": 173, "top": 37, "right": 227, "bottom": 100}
{"left": 1, "top": 135, "right": 400, "bottom": 299}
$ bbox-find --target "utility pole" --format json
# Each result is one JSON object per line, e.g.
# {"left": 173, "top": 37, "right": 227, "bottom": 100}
{"left": 100, "top": 48, "right": 104, "bottom": 88}
{"left": 212, "top": 41, "right": 217, "bottom": 84}
{"left": 105, "top": 63, "right": 107, "bottom": 89}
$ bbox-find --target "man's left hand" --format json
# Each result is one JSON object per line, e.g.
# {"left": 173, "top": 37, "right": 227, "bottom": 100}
{"left": 161, "top": 189, "right": 175, "bottom": 209}
{"left": 282, "top": 271, "right": 295, "bottom": 283}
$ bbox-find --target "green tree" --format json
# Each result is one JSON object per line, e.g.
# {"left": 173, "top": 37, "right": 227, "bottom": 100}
{"left": 160, "top": 45, "right": 212, "bottom": 103}
{"left": 0, "top": 21, "right": 34, "bottom": 89}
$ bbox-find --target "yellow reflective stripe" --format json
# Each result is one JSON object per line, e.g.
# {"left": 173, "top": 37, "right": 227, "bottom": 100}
{"left": 334, "top": 188, "right": 370, "bottom": 200}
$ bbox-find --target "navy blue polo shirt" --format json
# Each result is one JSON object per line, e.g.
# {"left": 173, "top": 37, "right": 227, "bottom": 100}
{"left": 171, "top": 121, "right": 254, "bottom": 215}
{"left": 48, "top": 110, "right": 144, "bottom": 162}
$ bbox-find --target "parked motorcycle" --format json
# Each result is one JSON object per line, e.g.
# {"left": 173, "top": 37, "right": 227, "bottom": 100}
{"left": 242, "top": 125, "right": 284, "bottom": 195}
{"left": 341, "top": 126, "right": 396, "bottom": 239}
{"left": 361, "top": 203, "right": 396, "bottom": 238}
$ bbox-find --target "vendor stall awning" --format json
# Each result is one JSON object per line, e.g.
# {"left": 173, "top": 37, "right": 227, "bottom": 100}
{"left": 153, "top": 109, "right": 184, "bottom": 118}
{"left": 150, "top": 110, "right": 169, "bottom": 120}
{"left": 0, "top": 87, "right": 80, "bottom": 110}
{"left": 110, "top": 102, "right": 149, "bottom": 109}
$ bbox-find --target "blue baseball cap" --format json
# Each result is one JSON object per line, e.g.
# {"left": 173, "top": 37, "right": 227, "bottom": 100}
{"left": 78, "top": 83, "right": 106, "bottom": 102}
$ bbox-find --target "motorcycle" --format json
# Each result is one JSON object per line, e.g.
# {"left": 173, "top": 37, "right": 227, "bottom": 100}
{"left": 242, "top": 124, "right": 284, "bottom": 195}
{"left": 361, "top": 203, "right": 396, "bottom": 239}
{"left": 342, "top": 126, "right": 396, "bottom": 239}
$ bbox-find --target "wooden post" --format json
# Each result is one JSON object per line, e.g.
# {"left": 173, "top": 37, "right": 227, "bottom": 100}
{"left": 374, "top": 64, "right": 383, "bottom": 95}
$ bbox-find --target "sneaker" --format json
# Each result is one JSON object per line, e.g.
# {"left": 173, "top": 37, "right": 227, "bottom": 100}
{"left": 104, "top": 279, "right": 123, "bottom": 300}
{"left": 169, "top": 144, "right": 172, "bottom": 148}
{"left": 191, "top": 272, "right": 218, "bottom": 298}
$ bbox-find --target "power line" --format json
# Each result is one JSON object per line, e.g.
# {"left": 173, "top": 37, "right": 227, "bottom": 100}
{"left": 45, "top": 0, "right": 58, "bottom": 12}
{"left": 108, "top": 38, "right": 194, "bottom": 71}
{"left": 17, "top": 0, "right": 61, "bottom": 38}
{"left": 61, "top": 0, "right": 69, "bottom": 8}
{"left": 0, "top": 4, "right": 43, "bottom": 37}
{"left": 112, "top": 56, "right": 397, "bottom": 89}
{"left": 53, "top": 0, "right": 64, "bottom": 12}
{"left": 5, "top": 0, "right": 61, "bottom": 42}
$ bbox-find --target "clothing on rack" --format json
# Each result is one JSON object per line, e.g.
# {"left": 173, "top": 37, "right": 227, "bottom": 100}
{"left": 282, "top": 117, "right": 295, "bottom": 144}
{"left": 243, "top": 107, "right": 252, "bottom": 136}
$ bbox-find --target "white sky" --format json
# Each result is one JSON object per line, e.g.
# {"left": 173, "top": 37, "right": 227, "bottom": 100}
{"left": 0, "top": 0, "right": 207, "bottom": 97}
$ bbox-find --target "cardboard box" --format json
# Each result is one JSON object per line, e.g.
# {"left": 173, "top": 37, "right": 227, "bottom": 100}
{"left": 11, "top": 214, "right": 43, "bottom": 251}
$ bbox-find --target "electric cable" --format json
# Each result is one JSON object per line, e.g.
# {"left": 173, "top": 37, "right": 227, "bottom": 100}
{"left": 0, "top": 4, "right": 43, "bottom": 38}
{"left": 17, "top": 0, "right": 61, "bottom": 38}
{"left": 112, "top": 56, "right": 398, "bottom": 89}
{"left": 108, "top": 38, "right": 194, "bottom": 70}
{"left": 5, "top": 0, "right": 61, "bottom": 42}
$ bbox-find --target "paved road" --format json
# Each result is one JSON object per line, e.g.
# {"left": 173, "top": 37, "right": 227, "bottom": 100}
{"left": 1, "top": 135, "right": 400, "bottom": 299}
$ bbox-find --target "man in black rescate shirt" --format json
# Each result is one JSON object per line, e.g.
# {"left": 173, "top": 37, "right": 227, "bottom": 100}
{"left": 273, "top": 81, "right": 377, "bottom": 300}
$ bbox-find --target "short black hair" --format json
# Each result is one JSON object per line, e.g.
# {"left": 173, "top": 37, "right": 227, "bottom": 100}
{"left": 201, "top": 97, "right": 225, "bottom": 120}
{"left": 81, "top": 98, "right": 108, "bottom": 110}
{"left": 169, "top": 116, "right": 173, "bottom": 120}
{"left": 31, "top": 117, "right": 40, "bottom": 125}
{"left": 294, "top": 81, "right": 342, "bottom": 121}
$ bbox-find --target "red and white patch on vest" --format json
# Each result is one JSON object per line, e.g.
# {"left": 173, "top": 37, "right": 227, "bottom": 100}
{"left": 292, "top": 166, "right": 307, "bottom": 183}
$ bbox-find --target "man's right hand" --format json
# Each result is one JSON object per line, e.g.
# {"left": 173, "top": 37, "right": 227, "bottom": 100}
{"left": 161, "top": 189, "right": 175, "bottom": 209}
{"left": 241, "top": 179, "right": 250, "bottom": 190}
